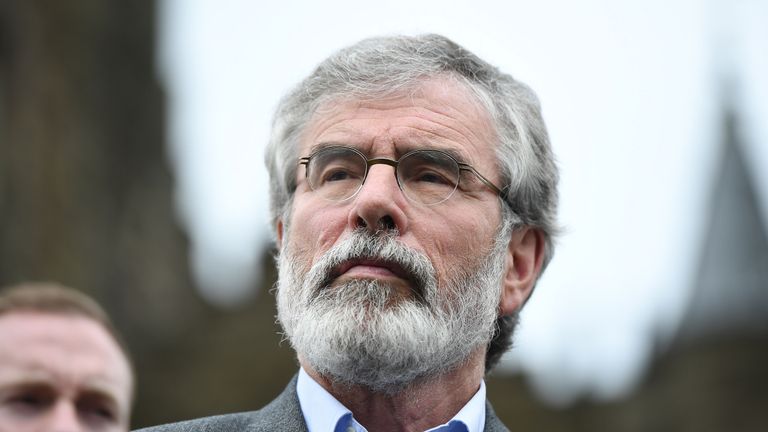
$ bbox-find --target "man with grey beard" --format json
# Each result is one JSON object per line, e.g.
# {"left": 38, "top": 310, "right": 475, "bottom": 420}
{"left": 138, "top": 33, "right": 558, "bottom": 432}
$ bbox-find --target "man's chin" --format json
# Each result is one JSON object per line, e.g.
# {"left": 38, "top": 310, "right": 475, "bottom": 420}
{"left": 303, "top": 338, "right": 479, "bottom": 396}
{"left": 324, "top": 277, "right": 424, "bottom": 308}
{"left": 308, "top": 352, "right": 447, "bottom": 395}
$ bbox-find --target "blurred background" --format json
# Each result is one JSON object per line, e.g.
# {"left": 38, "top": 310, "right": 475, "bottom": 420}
{"left": 1, "top": 0, "right": 766, "bottom": 430}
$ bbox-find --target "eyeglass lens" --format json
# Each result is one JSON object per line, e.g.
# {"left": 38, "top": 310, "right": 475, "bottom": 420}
{"left": 305, "top": 147, "right": 461, "bottom": 205}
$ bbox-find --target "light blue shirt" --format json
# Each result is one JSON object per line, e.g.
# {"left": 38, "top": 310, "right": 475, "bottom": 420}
{"left": 297, "top": 368, "right": 486, "bottom": 432}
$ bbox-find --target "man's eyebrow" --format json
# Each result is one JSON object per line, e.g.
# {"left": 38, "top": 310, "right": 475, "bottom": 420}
{"left": 434, "top": 147, "right": 470, "bottom": 164}
{"left": 308, "top": 142, "right": 347, "bottom": 153}
{"left": 308, "top": 142, "right": 472, "bottom": 164}
{"left": 0, "top": 380, "right": 56, "bottom": 395}
{"left": 0, "top": 368, "right": 57, "bottom": 388}
{"left": 303, "top": 142, "right": 362, "bottom": 157}
{"left": 78, "top": 387, "right": 120, "bottom": 409}
{"left": 399, "top": 143, "right": 472, "bottom": 164}
{"left": 76, "top": 383, "right": 125, "bottom": 420}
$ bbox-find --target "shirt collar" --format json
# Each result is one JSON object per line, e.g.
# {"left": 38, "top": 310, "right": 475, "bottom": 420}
{"left": 297, "top": 368, "right": 352, "bottom": 432}
{"left": 296, "top": 367, "right": 486, "bottom": 432}
{"left": 432, "top": 379, "right": 486, "bottom": 432}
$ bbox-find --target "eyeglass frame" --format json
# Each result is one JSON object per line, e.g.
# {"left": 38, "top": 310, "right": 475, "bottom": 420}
{"left": 298, "top": 145, "right": 507, "bottom": 206}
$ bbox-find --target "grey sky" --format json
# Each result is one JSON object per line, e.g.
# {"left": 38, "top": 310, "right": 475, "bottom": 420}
{"left": 159, "top": 0, "right": 767, "bottom": 404}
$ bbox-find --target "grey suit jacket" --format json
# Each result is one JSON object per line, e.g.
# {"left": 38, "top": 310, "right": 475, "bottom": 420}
{"left": 135, "top": 375, "right": 510, "bottom": 432}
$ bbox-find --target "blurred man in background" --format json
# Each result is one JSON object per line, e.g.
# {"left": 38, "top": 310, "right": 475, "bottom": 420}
{"left": 0, "top": 282, "right": 134, "bottom": 432}
{"left": 141, "top": 33, "right": 558, "bottom": 431}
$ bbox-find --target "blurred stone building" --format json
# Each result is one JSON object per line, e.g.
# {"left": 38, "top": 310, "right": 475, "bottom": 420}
{"left": 486, "top": 103, "right": 768, "bottom": 432}
{"left": 0, "top": 2, "right": 296, "bottom": 427}
{"left": 1, "top": 2, "right": 765, "bottom": 430}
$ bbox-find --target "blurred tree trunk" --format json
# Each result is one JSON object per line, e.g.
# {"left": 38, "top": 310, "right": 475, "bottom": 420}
{"left": 0, "top": 0, "right": 201, "bottom": 336}
{"left": 0, "top": 2, "right": 298, "bottom": 428}
{"left": 0, "top": 0, "right": 214, "bottom": 424}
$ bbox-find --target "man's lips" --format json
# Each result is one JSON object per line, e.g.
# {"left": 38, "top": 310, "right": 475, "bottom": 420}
{"left": 332, "top": 258, "right": 411, "bottom": 282}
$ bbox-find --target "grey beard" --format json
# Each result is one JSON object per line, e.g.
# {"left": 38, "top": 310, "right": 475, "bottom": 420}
{"left": 276, "top": 228, "right": 508, "bottom": 394}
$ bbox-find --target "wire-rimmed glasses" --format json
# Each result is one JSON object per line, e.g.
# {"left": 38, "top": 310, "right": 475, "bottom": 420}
{"left": 299, "top": 145, "right": 505, "bottom": 206}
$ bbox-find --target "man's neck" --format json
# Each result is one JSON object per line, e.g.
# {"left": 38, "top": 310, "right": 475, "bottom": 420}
{"left": 300, "top": 349, "right": 486, "bottom": 432}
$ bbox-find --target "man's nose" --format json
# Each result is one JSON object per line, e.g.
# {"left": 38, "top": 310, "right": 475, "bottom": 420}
{"left": 347, "top": 164, "right": 409, "bottom": 233}
{"left": 46, "top": 401, "right": 84, "bottom": 432}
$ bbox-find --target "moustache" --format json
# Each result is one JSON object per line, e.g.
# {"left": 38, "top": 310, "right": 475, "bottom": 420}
{"left": 305, "top": 229, "right": 436, "bottom": 303}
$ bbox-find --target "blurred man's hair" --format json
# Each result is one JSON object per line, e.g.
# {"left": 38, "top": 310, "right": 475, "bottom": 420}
{"left": 0, "top": 281, "right": 133, "bottom": 370}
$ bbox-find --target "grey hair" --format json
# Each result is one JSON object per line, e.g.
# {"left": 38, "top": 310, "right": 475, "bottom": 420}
{"left": 266, "top": 34, "right": 558, "bottom": 262}
{"left": 265, "top": 34, "right": 559, "bottom": 369}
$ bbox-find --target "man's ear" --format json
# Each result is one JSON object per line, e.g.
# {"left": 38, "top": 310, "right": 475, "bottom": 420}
{"left": 276, "top": 219, "right": 284, "bottom": 251}
{"left": 499, "top": 227, "right": 546, "bottom": 316}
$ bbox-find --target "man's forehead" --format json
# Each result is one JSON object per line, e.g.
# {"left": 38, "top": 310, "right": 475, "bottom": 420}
{"left": 0, "top": 312, "right": 133, "bottom": 392}
{"left": 301, "top": 78, "right": 496, "bottom": 159}
{"left": 0, "top": 311, "right": 105, "bottom": 342}
{"left": 310, "top": 76, "right": 490, "bottom": 120}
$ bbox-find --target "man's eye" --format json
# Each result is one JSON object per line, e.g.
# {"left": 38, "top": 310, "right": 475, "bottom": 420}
{"left": 318, "top": 164, "right": 363, "bottom": 185}
{"left": 324, "top": 169, "right": 352, "bottom": 182}
{"left": 80, "top": 405, "right": 115, "bottom": 421}
{"left": 4, "top": 392, "right": 52, "bottom": 414}
{"left": 415, "top": 171, "right": 448, "bottom": 184}
{"left": 409, "top": 168, "right": 455, "bottom": 187}
{"left": 77, "top": 398, "right": 117, "bottom": 425}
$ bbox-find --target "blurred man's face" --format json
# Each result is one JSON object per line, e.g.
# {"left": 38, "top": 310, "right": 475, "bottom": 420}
{"left": 0, "top": 312, "right": 132, "bottom": 432}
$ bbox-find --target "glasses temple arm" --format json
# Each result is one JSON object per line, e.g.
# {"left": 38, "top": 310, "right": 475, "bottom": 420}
{"left": 459, "top": 164, "right": 505, "bottom": 197}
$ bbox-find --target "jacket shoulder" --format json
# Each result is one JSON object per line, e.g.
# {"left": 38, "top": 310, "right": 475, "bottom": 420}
{"left": 484, "top": 400, "right": 510, "bottom": 432}
{"left": 133, "top": 411, "right": 260, "bottom": 432}
{"left": 134, "top": 375, "right": 307, "bottom": 432}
